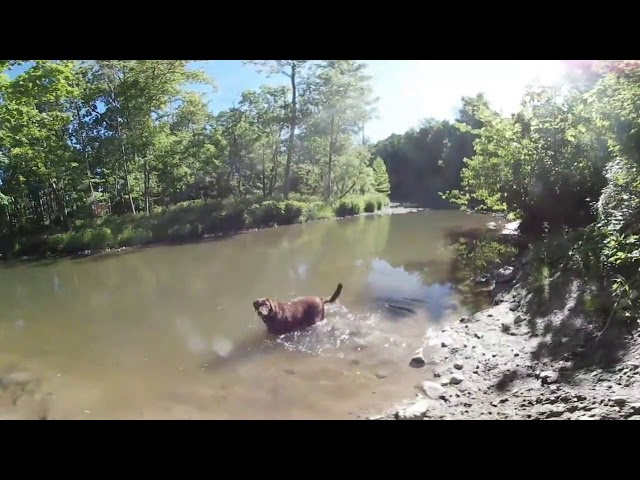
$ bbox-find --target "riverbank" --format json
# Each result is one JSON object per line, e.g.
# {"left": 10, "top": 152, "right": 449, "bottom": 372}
{"left": 1, "top": 193, "right": 402, "bottom": 262}
{"left": 373, "top": 223, "right": 640, "bottom": 420}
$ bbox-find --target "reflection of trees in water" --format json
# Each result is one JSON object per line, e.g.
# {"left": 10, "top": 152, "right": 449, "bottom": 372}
{"left": 297, "top": 215, "right": 392, "bottom": 300}
{"left": 445, "top": 232, "right": 519, "bottom": 313}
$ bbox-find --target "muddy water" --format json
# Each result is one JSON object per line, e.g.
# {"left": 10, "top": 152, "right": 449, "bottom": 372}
{"left": 0, "top": 209, "right": 494, "bottom": 419}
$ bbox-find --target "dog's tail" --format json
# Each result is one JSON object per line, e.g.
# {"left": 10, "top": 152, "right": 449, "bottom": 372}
{"left": 323, "top": 283, "right": 343, "bottom": 304}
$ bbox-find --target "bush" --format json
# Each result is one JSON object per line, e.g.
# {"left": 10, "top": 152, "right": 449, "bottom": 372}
{"left": 168, "top": 224, "right": 190, "bottom": 242}
{"left": 247, "top": 201, "right": 283, "bottom": 227}
{"left": 334, "top": 198, "right": 363, "bottom": 217}
{"left": 282, "top": 201, "right": 306, "bottom": 224}
{"left": 303, "top": 202, "right": 333, "bottom": 221}
{"left": 63, "top": 230, "right": 90, "bottom": 253}
{"left": 46, "top": 233, "right": 67, "bottom": 253}
{"left": 16, "top": 235, "right": 47, "bottom": 257}
{"left": 117, "top": 227, "right": 153, "bottom": 247}
{"left": 7, "top": 194, "right": 385, "bottom": 258}
{"left": 87, "top": 227, "right": 114, "bottom": 250}
{"left": 363, "top": 198, "right": 376, "bottom": 213}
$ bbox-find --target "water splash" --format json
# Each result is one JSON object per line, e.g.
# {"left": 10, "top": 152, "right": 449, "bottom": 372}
{"left": 265, "top": 303, "right": 422, "bottom": 359}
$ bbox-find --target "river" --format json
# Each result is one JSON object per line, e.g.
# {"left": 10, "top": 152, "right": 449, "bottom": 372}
{"left": 0, "top": 209, "right": 494, "bottom": 419}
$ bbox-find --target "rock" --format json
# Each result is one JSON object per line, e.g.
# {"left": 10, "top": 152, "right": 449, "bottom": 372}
{"left": 611, "top": 396, "right": 628, "bottom": 405}
{"left": 422, "top": 381, "right": 446, "bottom": 400}
{"left": 474, "top": 333, "right": 483, "bottom": 339}
{"left": 629, "top": 402, "right": 640, "bottom": 413}
{"left": 495, "top": 266, "right": 516, "bottom": 283}
{"left": 0, "top": 372, "right": 34, "bottom": 388}
{"left": 441, "top": 341, "right": 448, "bottom": 348}
{"left": 409, "top": 351, "right": 426, "bottom": 368}
{"left": 375, "top": 371, "right": 389, "bottom": 379}
{"left": 514, "top": 314, "right": 525, "bottom": 324}
{"left": 440, "top": 378, "right": 450, "bottom": 386}
{"left": 509, "top": 303, "right": 519, "bottom": 311}
{"left": 453, "top": 362, "right": 464, "bottom": 370}
{"left": 449, "top": 374, "right": 464, "bottom": 385}
{"left": 486, "top": 221, "right": 498, "bottom": 230}
{"left": 546, "top": 405, "right": 567, "bottom": 419}
{"left": 459, "top": 316, "right": 472, "bottom": 324}
{"left": 539, "top": 371, "right": 559, "bottom": 384}
{"left": 395, "top": 399, "right": 431, "bottom": 420}
{"left": 503, "top": 220, "right": 520, "bottom": 232}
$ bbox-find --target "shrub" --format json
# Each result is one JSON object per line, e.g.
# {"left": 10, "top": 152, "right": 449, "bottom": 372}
{"left": 334, "top": 198, "right": 362, "bottom": 217}
{"left": 46, "top": 233, "right": 67, "bottom": 253}
{"left": 363, "top": 198, "right": 376, "bottom": 213}
{"left": 87, "top": 227, "right": 114, "bottom": 250}
{"left": 282, "top": 201, "right": 306, "bottom": 224}
{"left": 303, "top": 202, "right": 333, "bottom": 221}
{"left": 117, "top": 227, "right": 153, "bottom": 247}
{"left": 168, "top": 224, "right": 190, "bottom": 242}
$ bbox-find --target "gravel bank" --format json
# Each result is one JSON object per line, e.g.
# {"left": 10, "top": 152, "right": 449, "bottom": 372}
{"left": 372, "top": 226, "right": 640, "bottom": 420}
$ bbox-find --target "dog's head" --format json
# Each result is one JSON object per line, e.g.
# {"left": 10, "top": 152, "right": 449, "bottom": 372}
{"left": 253, "top": 298, "right": 274, "bottom": 321}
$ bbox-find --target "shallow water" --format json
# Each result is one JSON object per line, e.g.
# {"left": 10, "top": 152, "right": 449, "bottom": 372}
{"left": 0, "top": 209, "right": 494, "bottom": 419}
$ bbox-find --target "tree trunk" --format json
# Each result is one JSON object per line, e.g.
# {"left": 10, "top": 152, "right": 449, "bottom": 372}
{"left": 283, "top": 64, "right": 297, "bottom": 199}
{"left": 326, "top": 115, "right": 336, "bottom": 201}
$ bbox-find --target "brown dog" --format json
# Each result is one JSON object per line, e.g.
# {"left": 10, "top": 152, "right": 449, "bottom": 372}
{"left": 253, "top": 283, "right": 343, "bottom": 335}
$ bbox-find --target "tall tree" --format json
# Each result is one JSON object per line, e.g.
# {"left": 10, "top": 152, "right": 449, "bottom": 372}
{"left": 243, "top": 60, "right": 314, "bottom": 198}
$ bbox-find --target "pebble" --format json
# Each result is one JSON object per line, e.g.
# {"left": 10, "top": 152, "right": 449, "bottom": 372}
{"left": 539, "top": 371, "right": 559, "bottom": 384}
{"left": 441, "top": 341, "right": 448, "bottom": 348}
{"left": 283, "top": 368, "right": 296, "bottom": 375}
{"left": 409, "top": 352, "right": 426, "bottom": 368}
{"left": 474, "top": 333, "right": 483, "bottom": 339}
{"left": 509, "top": 303, "right": 519, "bottom": 311}
{"left": 514, "top": 314, "right": 525, "bottom": 324}
{"left": 459, "top": 316, "right": 472, "bottom": 324}
{"left": 449, "top": 374, "right": 464, "bottom": 385}
{"left": 422, "top": 381, "right": 446, "bottom": 400}
{"left": 440, "top": 378, "right": 450, "bottom": 386}
{"left": 375, "top": 371, "right": 388, "bottom": 379}
{"left": 612, "top": 396, "right": 628, "bottom": 405}
{"left": 454, "top": 362, "right": 464, "bottom": 370}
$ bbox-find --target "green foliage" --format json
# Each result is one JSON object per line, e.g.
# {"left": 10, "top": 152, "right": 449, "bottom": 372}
{"left": 442, "top": 60, "right": 640, "bottom": 323}
{"left": 363, "top": 198, "right": 376, "bottom": 213}
{"left": 0, "top": 60, "right": 381, "bottom": 257}
{"left": 372, "top": 156, "right": 391, "bottom": 195}
{"left": 373, "top": 97, "right": 483, "bottom": 204}
{"left": 117, "top": 227, "right": 153, "bottom": 247}
{"left": 334, "top": 197, "right": 363, "bottom": 217}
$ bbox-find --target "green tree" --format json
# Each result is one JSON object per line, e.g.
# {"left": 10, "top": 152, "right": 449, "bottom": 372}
{"left": 372, "top": 156, "right": 390, "bottom": 195}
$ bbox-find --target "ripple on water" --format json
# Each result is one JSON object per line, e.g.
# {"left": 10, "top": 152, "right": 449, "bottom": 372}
{"left": 265, "top": 303, "right": 425, "bottom": 360}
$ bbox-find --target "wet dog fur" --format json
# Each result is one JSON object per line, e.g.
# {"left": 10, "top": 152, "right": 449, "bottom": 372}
{"left": 252, "top": 283, "right": 343, "bottom": 335}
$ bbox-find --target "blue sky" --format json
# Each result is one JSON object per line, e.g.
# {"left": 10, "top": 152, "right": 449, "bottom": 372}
{"left": 8, "top": 60, "right": 572, "bottom": 142}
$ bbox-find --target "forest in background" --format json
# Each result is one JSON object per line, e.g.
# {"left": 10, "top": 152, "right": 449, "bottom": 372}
{"left": 0, "top": 59, "right": 488, "bottom": 259}
{"left": 0, "top": 60, "right": 399, "bottom": 257}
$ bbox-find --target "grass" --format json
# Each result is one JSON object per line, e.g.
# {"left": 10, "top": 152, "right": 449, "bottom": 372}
{"left": 4, "top": 193, "right": 391, "bottom": 259}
